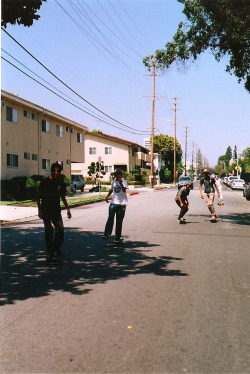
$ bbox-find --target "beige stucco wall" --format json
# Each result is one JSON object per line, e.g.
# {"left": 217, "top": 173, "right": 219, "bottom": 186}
{"left": 1, "top": 92, "right": 87, "bottom": 179}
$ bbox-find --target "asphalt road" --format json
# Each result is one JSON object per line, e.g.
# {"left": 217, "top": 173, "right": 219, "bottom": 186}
{"left": 1, "top": 184, "right": 250, "bottom": 374}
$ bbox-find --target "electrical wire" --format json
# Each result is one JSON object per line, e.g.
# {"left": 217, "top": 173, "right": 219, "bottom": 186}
{"left": 2, "top": 27, "right": 151, "bottom": 134}
{"left": 2, "top": 56, "right": 152, "bottom": 136}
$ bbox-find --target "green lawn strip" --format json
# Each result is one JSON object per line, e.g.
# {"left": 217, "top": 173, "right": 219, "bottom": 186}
{"left": 0, "top": 190, "right": 140, "bottom": 207}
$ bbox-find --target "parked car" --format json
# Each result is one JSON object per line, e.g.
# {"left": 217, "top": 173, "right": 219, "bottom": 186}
{"left": 243, "top": 183, "right": 250, "bottom": 200}
{"left": 177, "top": 176, "right": 194, "bottom": 190}
{"left": 223, "top": 177, "right": 229, "bottom": 185}
{"left": 231, "top": 179, "right": 245, "bottom": 190}
{"left": 71, "top": 174, "right": 85, "bottom": 192}
{"left": 227, "top": 176, "right": 239, "bottom": 187}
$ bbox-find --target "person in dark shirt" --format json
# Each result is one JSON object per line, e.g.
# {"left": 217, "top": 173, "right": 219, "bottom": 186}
{"left": 175, "top": 183, "right": 190, "bottom": 221}
{"left": 37, "top": 162, "right": 71, "bottom": 261}
{"left": 199, "top": 169, "right": 220, "bottom": 220}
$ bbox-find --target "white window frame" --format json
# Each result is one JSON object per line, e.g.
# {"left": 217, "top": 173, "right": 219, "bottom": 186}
{"left": 89, "top": 147, "right": 97, "bottom": 155}
{"left": 42, "top": 158, "right": 50, "bottom": 170}
{"left": 105, "top": 147, "right": 112, "bottom": 155}
{"left": 77, "top": 133, "right": 83, "bottom": 143}
{"left": 24, "top": 110, "right": 30, "bottom": 118}
{"left": 56, "top": 125, "right": 64, "bottom": 138}
{"left": 6, "top": 106, "right": 18, "bottom": 123}
{"left": 7, "top": 153, "right": 18, "bottom": 168}
{"left": 41, "top": 119, "right": 51, "bottom": 133}
{"left": 32, "top": 113, "right": 38, "bottom": 121}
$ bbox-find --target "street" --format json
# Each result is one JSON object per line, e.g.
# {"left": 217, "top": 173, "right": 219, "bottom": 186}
{"left": 1, "top": 185, "right": 250, "bottom": 374}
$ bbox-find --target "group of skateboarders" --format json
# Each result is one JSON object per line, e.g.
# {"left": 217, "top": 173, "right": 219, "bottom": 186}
{"left": 37, "top": 163, "right": 223, "bottom": 264}
{"left": 176, "top": 168, "right": 223, "bottom": 223}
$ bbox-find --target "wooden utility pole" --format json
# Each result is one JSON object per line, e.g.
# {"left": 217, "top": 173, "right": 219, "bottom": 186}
{"left": 150, "top": 58, "right": 156, "bottom": 188}
{"left": 184, "top": 126, "right": 188, "bottom": 176}
{"left": 172, "top": 98, "right": 179, "bottom": 184}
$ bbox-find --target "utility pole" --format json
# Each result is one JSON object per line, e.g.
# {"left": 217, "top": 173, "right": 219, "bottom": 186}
{"left": 144, "top": 57, "right": 166, "bottom": 187}
{"left": 150, "top": 58, "right": 156, "bottom": 188}
{"left": 184, "top": 126, "right": 188, "bottom": 176}
{"left": 192, "top": 141, "right": 194, "bottom": 179}
{"left": 172, "top": 98, "right": 179, "bottom": 184}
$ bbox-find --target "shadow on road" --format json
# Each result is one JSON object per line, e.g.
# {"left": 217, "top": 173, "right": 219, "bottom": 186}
{"left": 188, "top": 212, "right": 250, "bottom": 226}
{"left": 1, "top": 226, "right": 188, "bottom": 305}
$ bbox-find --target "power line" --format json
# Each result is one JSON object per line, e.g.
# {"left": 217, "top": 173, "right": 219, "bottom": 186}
{"left": 2, "top": 27, "right": 150, "bottom": 134}
{"left": 2, "top": 56, "right": 152, "bottom": 136}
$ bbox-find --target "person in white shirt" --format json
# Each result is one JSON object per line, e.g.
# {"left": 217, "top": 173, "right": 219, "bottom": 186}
{"left": 102, "top": 169, "right": 128, "bottom": 243}
{"left": 215, "top": 175, "right": 224, "bottom": 205}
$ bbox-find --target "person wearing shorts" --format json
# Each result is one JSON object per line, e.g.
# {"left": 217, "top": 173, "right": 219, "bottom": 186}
{"left": 199, "top": 169, "right": 220, "bottom": 220}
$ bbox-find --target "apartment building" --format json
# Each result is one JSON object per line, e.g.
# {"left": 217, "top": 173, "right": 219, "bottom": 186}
{"left": 71, "top": 131, "right": 151, "bottom": 180}
{"left": 1, "top": 90, "right": 88, "bottom": 179}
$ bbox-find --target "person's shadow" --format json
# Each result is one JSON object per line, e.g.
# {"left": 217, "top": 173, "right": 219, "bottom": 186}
{"left": 1, "top": 226, "right": 188, "bottom": 305}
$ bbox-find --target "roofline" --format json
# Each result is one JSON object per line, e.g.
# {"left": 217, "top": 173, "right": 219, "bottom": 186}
{"left": 1, "top": 90, "right": 88, "bottom": 131}
{"left": 86, "top": 131, "right": 149, "bottom": 154}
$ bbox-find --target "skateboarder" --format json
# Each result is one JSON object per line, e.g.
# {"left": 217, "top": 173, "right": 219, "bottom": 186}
{"left": 102, "top": 168, "right": 128, "bottom": 244}
{"left": 199, "top": 169, "right": 220, "bottom": 220}
{"left": 37, "top": 162, "right": 71, "bottom": 262}
{"left": 175, "top": 183, "right": 190, "bottom": 222}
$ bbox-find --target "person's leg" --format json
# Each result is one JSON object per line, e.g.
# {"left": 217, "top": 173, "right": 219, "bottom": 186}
{"left": 52, "top": 213, "right": 64, "bottom": 255}
{"left": 206, "top": 193, "right": 216, "bottom": 216}
{"left": 104, "top": 204, "right": 117, "bottom": 236}
{"left": 115, "top": 205, "right": 126, "bottom": 239}
{"left": 43, "top": 217, "right": 54, "bottom": 257}
{"left": 176, "top": 200, "right": 181, "bottom": 220}
{"left": 179, "top": 204, "right": 188, "bottom": 219}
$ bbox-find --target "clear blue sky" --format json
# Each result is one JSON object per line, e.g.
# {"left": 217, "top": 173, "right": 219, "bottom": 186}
{"left": 2, "top": 0, "right": 250, "bottom": 167}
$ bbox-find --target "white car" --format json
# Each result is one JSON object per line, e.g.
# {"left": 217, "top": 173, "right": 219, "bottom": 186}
{"left": 227, "top": 176, "right": 239, "bottom": 187}
{"left": 231, "top": 179, "right": 245, "bottom": 190}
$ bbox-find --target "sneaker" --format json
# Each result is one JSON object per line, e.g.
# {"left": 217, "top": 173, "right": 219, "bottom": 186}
{"left": 177, "top": 217, "right": 180, "bottom": 221}
{"left": 102, "top": 234, "right": 109, "bottom": 240}
{"left": 210, "top": 216, "right": 216, "bottom": 220}
{"left": 180, "top": 218, "right": 185, "bottom": 221}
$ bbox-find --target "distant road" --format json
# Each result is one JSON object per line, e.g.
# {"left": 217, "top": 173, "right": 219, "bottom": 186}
{"left": 1, "top": 185, "right": 250, "bottom": 373}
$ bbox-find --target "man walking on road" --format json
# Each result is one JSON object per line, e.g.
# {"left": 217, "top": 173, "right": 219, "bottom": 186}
{"left": 199, "top": 169, "right": 220, "bottom": 220}
{"left": 102, "top": 168, "right": 128, "bottom": 244}
{"left": 37, "top": 162, "right": 71, "bottom": 262}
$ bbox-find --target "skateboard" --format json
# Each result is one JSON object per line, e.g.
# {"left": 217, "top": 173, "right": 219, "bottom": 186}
{"left": 113, "top": 240, "right": 124, "bottom": 248}
{"left": 45, "top": 256, "right": 62, "bottom": 266}
{"left": 179, "top": 220, "right": 186, "bottom": 224}
{"left": 210, "top": 218, "right": 217, "bottom": 223}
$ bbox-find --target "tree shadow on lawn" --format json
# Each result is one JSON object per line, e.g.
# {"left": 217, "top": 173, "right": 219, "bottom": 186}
{"left": 1, "top": 226, "right": 188, "bottom": 305}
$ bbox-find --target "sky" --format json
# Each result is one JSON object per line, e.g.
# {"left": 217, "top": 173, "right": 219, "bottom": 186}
{"left": 2, "top": 0, "right": 250, "bottom": 167}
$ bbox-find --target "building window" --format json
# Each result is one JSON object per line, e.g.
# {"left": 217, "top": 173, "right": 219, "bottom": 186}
{"left": 66, "top": 159, "right": 70, "bottom": 164}
{"left": 41, "top": 119, "right": 50, "bottom": 133}
{"left": 1, "top": 100, "right": 5, "bottom": 107}
{"left": 42, "top": 158, "right": 50, "bottom": 170}
{"left": 105, "top": 147, "right": 112, "bottom": 155}
{"left": 66, "top": 126, "right": 74, "bottom": 133}
{"left": 24, "top": 110, "right": 30, "bottom": 118}
{"left": 32, "top": 154, "right": 38, "bottom": 161}
{"left": 6, "top": 106, "right": 18, "bottom": 123}
{"left": 77, "top": 133, "right": 83, "bottom": 143}
{"left": 89, "top": 147, "right": 96, "bottom": 155}
{"left": 32, "top": 113, "right": 38, "bottom": 120}
{"left": 56, "top": 125, "right": 64, "bottom": 137}
{"left": 7, "top": 153, "right": 18, "bottom": 168}
{"left": 104, "top": 165, "right": 112, "bottom": 173}
{"left": 24, "top": 152, "right": 30, "bottom": 160}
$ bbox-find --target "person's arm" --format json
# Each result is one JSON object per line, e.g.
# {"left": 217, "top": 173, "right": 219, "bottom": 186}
{"left": 199, "top": 183, "right": 204, "bottom": 199}
{"left": 36, "top": 190, "right": 43, "bottom": 219}
{"left": 105, "top": 188, "right": 113, "bottom": 203}
{"left": 119, "top": 178, "right": 128, "bottom": 192}
{"left": 61, "top": 195, "right": 71, "bottom": 218}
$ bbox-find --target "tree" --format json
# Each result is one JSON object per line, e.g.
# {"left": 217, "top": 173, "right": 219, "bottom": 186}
{"left": 143, "top": 0, "right": 250, "bottom": 92}
{"left": 153, "top": 134, "right": 183, "bottom": 181}
{"left": 1, "top": 0, "right": 47, "bottom": 28}
{"left": 224, "top": 146, "right": 232, "bottom": 166}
